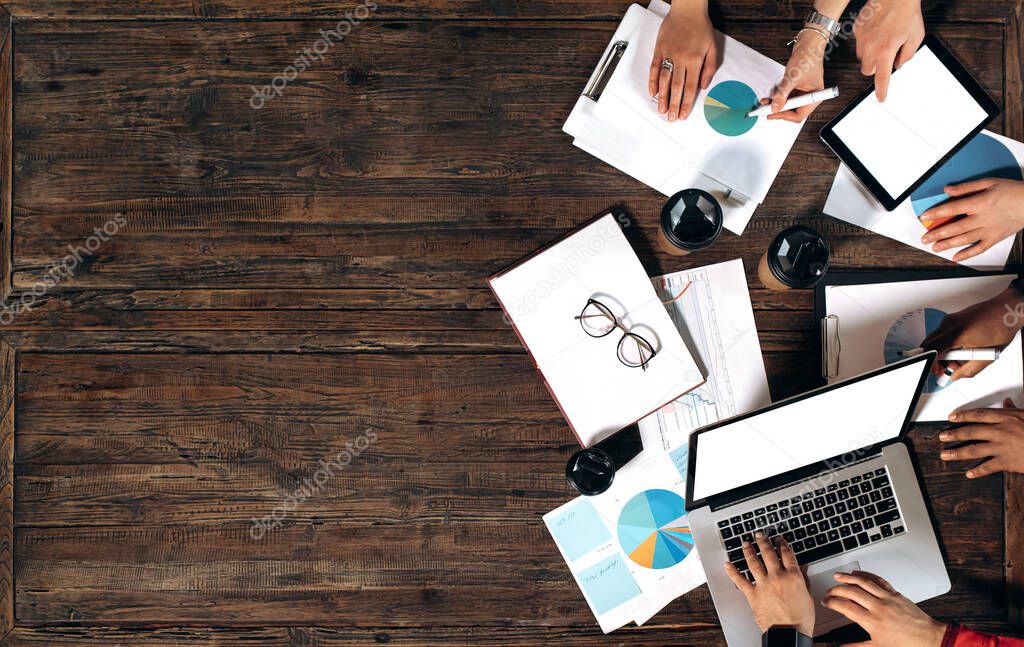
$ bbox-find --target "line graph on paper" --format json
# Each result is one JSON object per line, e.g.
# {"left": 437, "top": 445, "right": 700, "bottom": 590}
{"left": 638, "top": 260, "right": 770, "bottom": 457}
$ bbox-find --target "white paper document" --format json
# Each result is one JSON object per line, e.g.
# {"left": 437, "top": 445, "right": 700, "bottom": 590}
{"left": 824, "top": 130, "right": 1024, "bottom": 270}
{"left": 489, "top": 214, "right": 705, "bottom": 447}
{"left": 598, "top": 10, "right": 803, "bottom": 204}
{"left": 822, "top": 274, "right": 1024, "bottom": 421}
{"left": 544, "top": 441, "right": 703, "bottom": 632}
{"left": 563, "top": 2, "right": 805, "bottom": 234}
{"left": 638, "top": 259, "right": 772, "bottom": 452}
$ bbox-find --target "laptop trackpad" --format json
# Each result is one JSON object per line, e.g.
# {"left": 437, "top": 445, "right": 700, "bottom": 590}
{"left": 808, "top": 560, "right": 860, "bottom": 627}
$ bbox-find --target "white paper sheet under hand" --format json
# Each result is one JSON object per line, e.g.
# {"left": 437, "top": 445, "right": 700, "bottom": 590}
{"left": 823, "top": 129, "right": 1024, "bottom": 270}
{"left": 597, "top": 8, "right": 804, "bottom": 203}
{"left": 823, "top": 274, "right": 1024, "bottom": 421}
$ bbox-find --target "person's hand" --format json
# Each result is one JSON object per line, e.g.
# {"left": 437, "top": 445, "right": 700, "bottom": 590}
{"left": 724, "top": 532, "right": 815, "bottom": 636}
{"left": 940, "top": 401, "right": 1024, "bottom": 478}
{"left": 823, "top": 571, "right": 947, "bottom": 647}
{"left": 920, "top": 287, "right": 1024, "bottom": 380}
{"left": 649, "top": 0, "right": 717, "bottom": 122}
{"left": 853, "top": 0, "right": 925, "bottom": 101}
{"left": 764, "top": 30, "right": 827, "bottom": 123}
{"left": 919, "top": 179, "right": 1024, "bottom": 262}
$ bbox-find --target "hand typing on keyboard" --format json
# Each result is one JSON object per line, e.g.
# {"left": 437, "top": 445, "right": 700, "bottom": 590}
{"left": 724, "top": 532, "right": 815, "bottom": 636}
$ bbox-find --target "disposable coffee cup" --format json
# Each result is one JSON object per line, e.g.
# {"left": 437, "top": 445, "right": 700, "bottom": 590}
{"left": 565, "top": 448, "right": 615, "bottom": 496}
{"left": 758, "top": 225, "right": 831, "bottom": 291}
{"left": 658, "top": 188, "right": 724, "bottom": 256}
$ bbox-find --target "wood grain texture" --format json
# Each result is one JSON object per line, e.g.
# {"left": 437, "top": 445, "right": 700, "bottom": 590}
{"left": 9, "top": 22, "right": 1003, "bottom": 291}
{"left": 0, "top": 340, "right": 14, "bottom": 641}
{"left": 0, "top": 4, "right": 11, "bottom": 302}
{"left": 0, "top": 0, "right": 1015, "bottom": 22}
{"left": 0, "top": 0, "right": 1022, "bottom": 643}
{"left": 1004, "top": 0, "right": 1024, "bottom": 626}
{"left": 7, "top": 353, "right": 1007, "bottom": 632}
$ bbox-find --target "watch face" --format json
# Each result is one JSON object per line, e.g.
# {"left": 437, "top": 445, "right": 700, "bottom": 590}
{"left": 765, "top": 626, "right": 798, "bottom": 646}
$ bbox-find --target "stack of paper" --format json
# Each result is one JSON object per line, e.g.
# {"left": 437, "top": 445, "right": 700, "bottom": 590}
{"left": 564, "top": 1, "right": 806, "bottom": 234}
{"left": 544, "top": 259, "right": 771, "bottom": 632}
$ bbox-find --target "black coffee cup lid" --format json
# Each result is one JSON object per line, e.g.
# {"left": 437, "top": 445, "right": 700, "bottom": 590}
{"left": 565, "top": 448, "right": 615, "bottom": 496}
{"left": 661, "top": 189, "right": 723, "bottom": 251}
{"left": 767, "top": 225, "right": 831, "bottom": 289}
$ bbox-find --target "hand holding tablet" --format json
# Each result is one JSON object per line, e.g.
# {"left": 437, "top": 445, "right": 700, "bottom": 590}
{"left": 820, "top": 35, "right": 999, "bottom": 211}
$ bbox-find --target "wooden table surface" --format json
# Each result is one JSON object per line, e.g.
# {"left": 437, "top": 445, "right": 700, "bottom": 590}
{"left": 0, "top": 0, "right": 1020, "bottom": 644}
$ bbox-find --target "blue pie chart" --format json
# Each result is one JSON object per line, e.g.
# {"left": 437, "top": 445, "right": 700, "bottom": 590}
{"left": 704, "top": 81, "right": 758, "bottom": 137}
{"left": 883, "top": 307, "right": 949, "bottom": 393}
{"left": 911, "top": 133, "right": 1023, "bottom": 216}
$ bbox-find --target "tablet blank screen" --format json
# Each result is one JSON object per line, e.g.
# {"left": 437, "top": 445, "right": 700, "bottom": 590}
{"left": 830, "top": 44, "right": 989, "bottom": 199}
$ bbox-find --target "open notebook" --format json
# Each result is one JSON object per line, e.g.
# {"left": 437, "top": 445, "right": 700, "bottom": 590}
{"left": 489, "top": 214, "right": 705, "bottom": 446}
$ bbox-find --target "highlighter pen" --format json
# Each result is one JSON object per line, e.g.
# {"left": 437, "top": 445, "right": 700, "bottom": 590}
{"left": 899, "top": 347, "right": 1001, "bottom": 361}
{"left": 745, "top": 87, "right": 840, "bottom": 118}
{"left": 935, "top": 365, "right": 955, "bottom": 388}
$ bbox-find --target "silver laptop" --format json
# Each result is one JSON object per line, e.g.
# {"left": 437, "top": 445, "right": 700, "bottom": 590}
{"left": 685, "top": 354, "right": 950, "bottom": 646}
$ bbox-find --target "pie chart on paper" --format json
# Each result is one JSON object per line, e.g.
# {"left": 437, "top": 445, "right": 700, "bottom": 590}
{"left": 883, "top": 307, "right": 951, "bottom": 394}
{"left": 704, "top": 80, "right": 759, "bottom": 137}
{"left": 910, "top": 133, "right": 1024, "bottom": 216}
{"left": 617, "top": 489, "right": 694, "bottom": 569}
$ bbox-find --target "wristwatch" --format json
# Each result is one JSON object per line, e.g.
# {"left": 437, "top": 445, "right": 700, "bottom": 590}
{"left": 763, "top": 626, "right": 814, "bottom": 647}
{"left": 804, "top": 9, "right": 842, "bottom": 39}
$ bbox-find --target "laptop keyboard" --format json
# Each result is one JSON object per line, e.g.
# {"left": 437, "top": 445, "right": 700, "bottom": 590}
{"left": 717, "top": 467, "right": 904, "bottom": 581}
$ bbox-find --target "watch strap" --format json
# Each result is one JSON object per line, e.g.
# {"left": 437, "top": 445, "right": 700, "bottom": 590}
{"left": 804, "top": 9, "right": 841, "bottom": 38}
{"left": 763, "top": 626, "right": 814, "bottom": 647}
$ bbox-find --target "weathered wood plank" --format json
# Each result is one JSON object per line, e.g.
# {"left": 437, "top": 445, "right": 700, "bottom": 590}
{"left": 0, "top": 340, "right": 14, "bottom": 641}
{"left": 1004, "top": 0, "right": 1024, "bottom": 627}
{"left": 0, "top": 3, "right": 11, "bottom": 302}
{"left": 9, "top": 22, "right": 1002, "bottom": 289}
{"left": 0, "top": 0, "right": 1015, "bottom": 22}
{"left": 10, "top": 349, "right": 1008, "bottom": 629}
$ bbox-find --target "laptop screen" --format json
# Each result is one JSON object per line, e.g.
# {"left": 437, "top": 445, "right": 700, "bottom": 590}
{"left": 690, "top": 357, "right": 930, "bottom": 502}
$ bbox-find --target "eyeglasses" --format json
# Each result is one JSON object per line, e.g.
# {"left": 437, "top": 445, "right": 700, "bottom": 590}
{"left": 575, "top": 298, "right": 658, "bottom": 370}
{"left": 574, "top": 283, "right": 692, "bottom": 372}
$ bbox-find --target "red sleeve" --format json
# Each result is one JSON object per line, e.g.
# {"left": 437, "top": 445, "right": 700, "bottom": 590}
{"left": 945, "top": 624, "right": 1024, "bottom": 647}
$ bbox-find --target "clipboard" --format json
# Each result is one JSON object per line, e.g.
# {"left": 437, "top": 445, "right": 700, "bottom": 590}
{"left": 814, "top": 269, "right": 1022, "bottom": 381}
{"left": 562, "top": 2, "right": 768, "bottom": 234}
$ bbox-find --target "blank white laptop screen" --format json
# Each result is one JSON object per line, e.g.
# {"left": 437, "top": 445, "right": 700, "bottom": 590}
{"left": 691, "top": 360, "right": 926, "bottom": 501}
{"left": 829, "top": 44, "right": 989, "bottom": 198}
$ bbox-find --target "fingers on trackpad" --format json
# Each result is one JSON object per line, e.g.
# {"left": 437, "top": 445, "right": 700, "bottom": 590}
{"left": 808, "top": 560, "right": 860, "bottom": 625}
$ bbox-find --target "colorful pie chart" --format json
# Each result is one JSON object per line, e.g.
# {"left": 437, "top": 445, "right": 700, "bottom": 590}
{"left": 704, "top": 80, "right": 759, "bottom": 137}
{"left": 883, "top": 307, "right": 950, "bottom": 393}
{"left": 617, "top": 489, "right": 693, "bottom": 569}
{"left": 911, "top": 133, "right": 1023, "bottom": 217}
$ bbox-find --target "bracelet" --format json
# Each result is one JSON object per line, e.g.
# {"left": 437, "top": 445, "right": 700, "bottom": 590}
{"left": 787, "top": 27, "right": 830, "bottom": 48}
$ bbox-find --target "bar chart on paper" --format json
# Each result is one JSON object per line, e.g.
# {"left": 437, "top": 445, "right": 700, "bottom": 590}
{"left": 639, "top": 260, "right": 771, "bottom": 451}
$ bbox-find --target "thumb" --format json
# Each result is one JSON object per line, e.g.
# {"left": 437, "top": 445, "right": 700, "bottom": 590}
{"left": 840, "top": 642, "right": 876, "bottom": 647}
{"left": 951, "top": 360, "right": 992, "bottom": 381}
{"left": 772, "top": 77, "right": 796, "bottom": 112}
